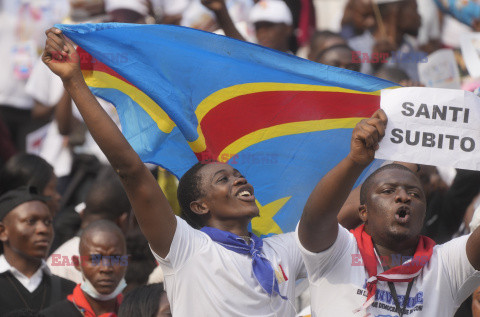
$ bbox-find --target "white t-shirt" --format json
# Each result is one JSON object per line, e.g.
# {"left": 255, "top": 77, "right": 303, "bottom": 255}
{"left": 25, "top": 58, "right": 120, "bottom": 171}
{"left": 151, "top": 216, "right": 306, "bottom": 317}
{"left": 47, "top": 236, "right": 83, "bottom": 284}
{"left": 296, "top": 224, "right": 480, "bottom": 317}
{"left": 0, "top": 0, "right": 69, "bottom": 109}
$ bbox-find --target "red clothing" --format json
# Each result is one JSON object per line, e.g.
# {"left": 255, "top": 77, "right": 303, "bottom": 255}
{"left": 67, "top": 284, "right": 122, "bottom": 317}
{"left": 351, "top": 224, "right": 436, "bottom": 312}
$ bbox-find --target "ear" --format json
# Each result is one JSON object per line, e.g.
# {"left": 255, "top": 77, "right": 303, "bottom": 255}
{"left": 0, "top": 221, "right": 7, "bottom": 243}
{"left": 116, "top": 212, "right": 129, "bottom": 233}
{"left": 359, "top": 205, "right": 368, "bottom": 223}
{"left": 189, "top": 199, "right": 209, "bottom": 216}
{"left": 72, "top": 255, "right": 81, "bottom": 272}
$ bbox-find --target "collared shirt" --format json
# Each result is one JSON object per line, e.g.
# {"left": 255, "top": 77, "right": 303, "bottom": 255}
{"left": 0, "top": 254, "right": 51, "bottom": 293}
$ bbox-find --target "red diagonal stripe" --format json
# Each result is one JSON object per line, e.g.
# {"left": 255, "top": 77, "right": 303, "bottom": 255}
{"left": 199, "top": 90, "right": 379, "bottom": 156}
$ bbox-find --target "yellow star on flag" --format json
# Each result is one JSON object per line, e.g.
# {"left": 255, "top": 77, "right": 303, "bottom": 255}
{"left": 251, "top": 196, "right": 291, "bottom": 236}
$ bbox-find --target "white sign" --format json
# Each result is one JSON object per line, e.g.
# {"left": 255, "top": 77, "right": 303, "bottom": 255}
{"left": 418, "top": 49, "right": 461, "bottom": 89}
{"left": 376, "top": 87, "right": 480, "bottom": 171}
{"left": 461, "top": 33, "right": 480, "bottom": 79}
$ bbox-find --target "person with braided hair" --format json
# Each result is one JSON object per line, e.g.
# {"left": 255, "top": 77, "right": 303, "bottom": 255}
{"left": 42, "top": 27, "right": 306, "bottom": 316}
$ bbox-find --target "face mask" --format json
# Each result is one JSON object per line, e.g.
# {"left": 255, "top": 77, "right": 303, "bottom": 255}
{"left": 80, "top": 278, "right": 127, "bottom": 301}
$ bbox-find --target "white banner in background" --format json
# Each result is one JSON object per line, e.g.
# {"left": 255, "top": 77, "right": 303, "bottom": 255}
{"left": 376, "top": 87, "right": 480, "bottom": 171}
{"left": 418, "top": 49, "right": 461, "bottom": 89}
{"left": 461, "top": 33, "right": 480, "bottom": 79}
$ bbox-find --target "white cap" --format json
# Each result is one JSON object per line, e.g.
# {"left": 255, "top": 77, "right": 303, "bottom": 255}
{"left": 249, "top": 0, "right": 293, "bottom": 25}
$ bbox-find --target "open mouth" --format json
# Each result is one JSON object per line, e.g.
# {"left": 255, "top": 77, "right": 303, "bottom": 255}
{"left": 395, "top": 206, "right": 411, "bottom": 224}
{"left": 235, "top": 185, "right": 255, "bottom": 202}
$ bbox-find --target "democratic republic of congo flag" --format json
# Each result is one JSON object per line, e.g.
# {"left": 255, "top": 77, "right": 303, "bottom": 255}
{"left": 56, "top": 23, "right": 396, "bottom": 237}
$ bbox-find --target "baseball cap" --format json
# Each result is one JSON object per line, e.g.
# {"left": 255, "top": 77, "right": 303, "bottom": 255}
{"left": 249, "top": 0, "right": 293, "bottom": 25}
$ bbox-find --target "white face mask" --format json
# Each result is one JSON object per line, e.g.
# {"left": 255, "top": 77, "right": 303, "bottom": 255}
{"left": 80, "top": 278, "right": 127, "bottom": 301}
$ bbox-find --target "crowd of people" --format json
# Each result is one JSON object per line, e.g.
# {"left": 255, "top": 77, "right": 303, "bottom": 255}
{"left": 2, "top": 0, "right": 480, "bottom": 316}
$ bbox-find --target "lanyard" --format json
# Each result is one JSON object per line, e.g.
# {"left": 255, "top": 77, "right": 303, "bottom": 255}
{"left": 387, "top": 279, "right": 414, "bottom": 317}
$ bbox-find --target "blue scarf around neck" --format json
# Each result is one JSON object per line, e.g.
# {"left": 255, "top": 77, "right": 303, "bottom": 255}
{"left": 200, "top": 226, "right": 287, "bottom": 299}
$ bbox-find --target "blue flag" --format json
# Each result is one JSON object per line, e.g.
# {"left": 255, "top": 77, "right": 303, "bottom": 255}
{"left": 57, "top": 23, "right": 394, "bottom": 236}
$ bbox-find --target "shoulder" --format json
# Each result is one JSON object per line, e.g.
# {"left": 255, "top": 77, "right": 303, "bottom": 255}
{"left": 263, "top": 232, "right": 296, "bottom": 248}
{"left": 41, "top": 299, "right": 79, "bottom": 316}
{"left": 49, "top": 274, "right": 76, "bottom": 293}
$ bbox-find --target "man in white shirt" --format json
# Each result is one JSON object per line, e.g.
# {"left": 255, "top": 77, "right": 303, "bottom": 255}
{"left": 0, "top": 186, "right": 75, "bottom": 315}
{"left": 297, "top": 109, "right": 480, "bottom": 316}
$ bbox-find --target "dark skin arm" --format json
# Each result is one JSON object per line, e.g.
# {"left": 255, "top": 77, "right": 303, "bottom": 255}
{"left": 298, "top": 110, "right": 387, "bottom": 253}
{"left": 42, "top": 27, "right": 176, "bottom": 258}
{"left": 54, "top": 89, "right": 74, "bottom": 135}
{"left": 201, "top": 0, "right": 246, "bottom": 41}
{"left": 31, "top": 101, "right": 55, "bottom": 121}
{"left": 467, "top": 227, "right": 480, "bottom": 270}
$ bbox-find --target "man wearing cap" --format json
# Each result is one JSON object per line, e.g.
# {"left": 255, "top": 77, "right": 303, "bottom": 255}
{"left": 0, "top": 186, "right": 75, "bottom": 315}
{"left": 249, "top": 0, "right": 293, "bottom": 53}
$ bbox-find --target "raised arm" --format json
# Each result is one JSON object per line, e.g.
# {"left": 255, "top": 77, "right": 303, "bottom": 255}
{"left": 298, "top": 109, "right": 387, "bottom": 253}
{"left": 202, "top": 0, "right": 246, "bottom": 41}
{"left": 42, "top": 27, "right": 176, "bottom": 258}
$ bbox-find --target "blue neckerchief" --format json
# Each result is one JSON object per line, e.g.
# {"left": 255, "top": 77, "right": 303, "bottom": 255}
{"left": 200, "top": 226, "right": 287, "bottom": 299}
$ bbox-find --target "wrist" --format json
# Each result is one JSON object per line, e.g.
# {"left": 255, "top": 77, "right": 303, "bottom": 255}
{"left": 345, "top": 153, "right": 371, "bottom": 170}
{"left": 62, "top": 71, "right": 84, "bottom": 87}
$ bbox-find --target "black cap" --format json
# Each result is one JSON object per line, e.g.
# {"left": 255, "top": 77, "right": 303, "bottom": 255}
{"left": 0, "top": 186, "right": 49, "bottom": 221}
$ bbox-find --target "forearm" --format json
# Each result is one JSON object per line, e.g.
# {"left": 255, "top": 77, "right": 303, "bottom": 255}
{"left": 299, "top": 156, "right": 367, "bottom": 252}
{"left": 467, "top": 225, "right": 480, "bottom": 270}
{"left": 55, "top": 90, "right": 73, "bottom": 135}
{"left": 31, "top": 101, "right": 55, "bottom": 121}
{"left": 62, "top": 73, "right": 143, "bottom": 173}
{"left": 213, "top": 7, "right": 246, "bottom": 41}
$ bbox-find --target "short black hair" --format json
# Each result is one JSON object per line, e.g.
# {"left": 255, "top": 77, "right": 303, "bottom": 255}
{"left": 83, "top": 167, "right": 131, "bottom": 221}
{"left": 315, "top": 44, "right": 354, "bottom": 62}
{"left": 374, "top": 66, "right": 410, "bottom": 84}
{"left": 118, "top": 283, "right": 165, "bottom": 317}
{"left": 177, "top": 161, "right": 214, "bottom": 229}
{"left": 359, "top": 163, "right": 418, "bottom": 205}
{"left": 79, "top": 219, "right": 126, "bottom": 254}
{"left": 0, "top": 154, "right": 54, "bottom": 195}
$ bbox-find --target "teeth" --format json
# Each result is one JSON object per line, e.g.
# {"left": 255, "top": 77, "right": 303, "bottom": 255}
{"left": 238, "top": 191, "right": 251, "bottom": 197}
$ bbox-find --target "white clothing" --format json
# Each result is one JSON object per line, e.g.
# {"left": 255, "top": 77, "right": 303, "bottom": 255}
{"left": 417, "top": 0, "right": 441, "bottom": 45}
{"left": 152, "top": 0, "right": 191, "bottom": 16}
{"left": 25, "top": 58, "right": 121, "bottom": 170}
{"left": 181, "top": 0, "right": 254, "bottom": 30}
{"left": 296, "top": 224, "right": 480, "bottom": 317}
{"left": 0, "top": 255, "right": 51, "bottom": 293}
{"left": 0, "top": 0, "right": 69, "bottom": 109}
{"left": 147, "top": 265, "right": 165, "bottom": 284}
{"left": 104, "top": 0, "right": 149, "bottom": 15}
{"left": 47, "top": 237, "right": 83, "bottom": 284}
{"left": 151, "top": 216, "right": 306, "bottom": 317}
